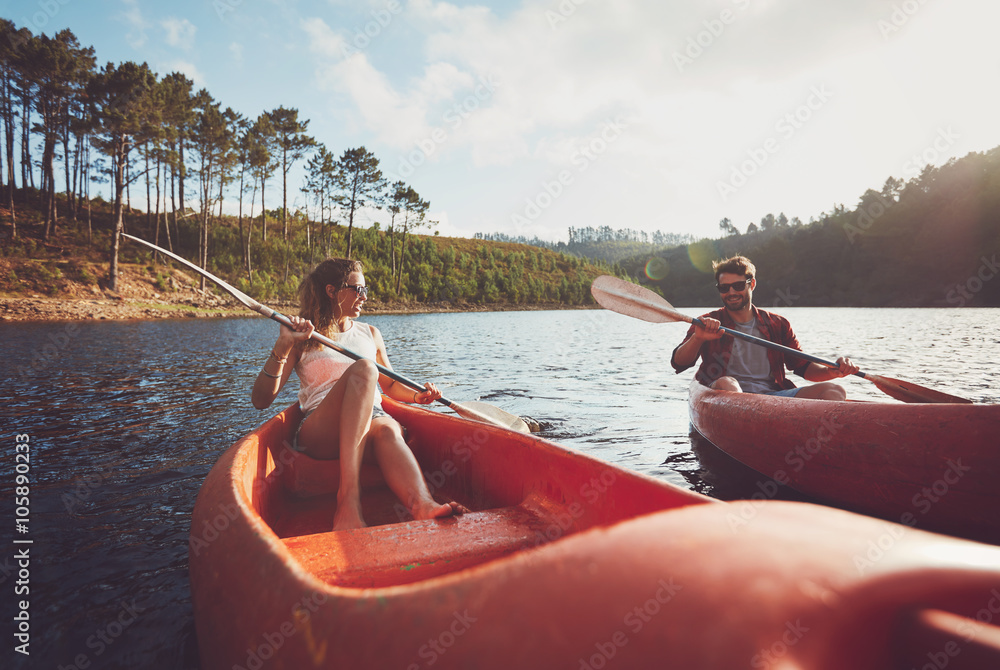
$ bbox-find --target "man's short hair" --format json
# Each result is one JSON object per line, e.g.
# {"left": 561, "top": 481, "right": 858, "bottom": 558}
{"left": 712, "top": 255, "right": 756, "bottom": 282}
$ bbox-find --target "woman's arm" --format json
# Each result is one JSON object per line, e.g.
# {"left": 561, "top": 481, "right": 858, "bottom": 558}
{"left": 250, "top": 317, "right": 313, "bottom": 410}
{"left": 371, "top": 325, "right": 441, "bottom": 404}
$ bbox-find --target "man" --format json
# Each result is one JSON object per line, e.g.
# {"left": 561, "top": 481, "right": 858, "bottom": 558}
{"left": 671, "top": 255, "right": 859, "bottom": 399}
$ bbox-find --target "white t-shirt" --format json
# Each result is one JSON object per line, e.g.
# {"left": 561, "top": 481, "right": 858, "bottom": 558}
{"left": 725, "top": 317, "right": 780, "bottom": 393}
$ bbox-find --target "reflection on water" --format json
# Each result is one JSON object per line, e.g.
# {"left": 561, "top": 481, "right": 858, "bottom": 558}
{"left": 3, "top": 307, "right": 997, "bottom": 668}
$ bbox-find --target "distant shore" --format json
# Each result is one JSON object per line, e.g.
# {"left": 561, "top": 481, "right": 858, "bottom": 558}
{"left": 0, "top": 294, "right": 587, "bottom": 323}
{"left": 0, "top": 253, "right": 591, "bottom": 323}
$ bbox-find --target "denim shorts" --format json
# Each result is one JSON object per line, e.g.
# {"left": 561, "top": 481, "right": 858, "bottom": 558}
{"left": 762, "top": 387, "right": 801, "bottom": 398}
{"left": 292, "top": 405, "right": 388, "bottom": 452}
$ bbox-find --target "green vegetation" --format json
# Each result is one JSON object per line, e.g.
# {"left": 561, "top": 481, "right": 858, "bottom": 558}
{"left": 475, "top": 227, "right": 695, "bottom": 264}
{"left": 0, "top": 187, "right": 614, "bottom": 308}
{"left": 0, "top": 18, "right": 615, "bottom": 308}
{"left": 204, "top": 220, "right": 607, "bottom": 307}
{"left": 621, "top": 148, "right": 1000, "bottom": 307}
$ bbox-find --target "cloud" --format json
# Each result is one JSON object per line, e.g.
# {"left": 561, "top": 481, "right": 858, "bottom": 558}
{"left": 295, "top": 0, "right": 1000, "bottom": 240}
{"left": 230, "top": 42, "right": 244, "bottom": 64}
{"left": 300, "top": 16, "right": 348, "bottom": 59}
{"left": 301, "top": 17, "right": 434, "bottom": 148}
{"left": 301, "top": 6, "right": 534, "bottom": 164}
{"left": 161, "top": 60, "right": 207, "bottom": 88}
{"left": 162, "top": 17, "right": 197, "bottom": 51}
{"left": 120, "top": 0, "right": 150, "bottom": 49}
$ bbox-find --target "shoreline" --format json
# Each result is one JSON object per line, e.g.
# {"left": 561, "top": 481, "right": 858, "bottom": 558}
{"left": 0, "top": 294, "right": 592, "bottom": 324}
{"left": 1, "top": 259, "right": 593, "bottom": 323}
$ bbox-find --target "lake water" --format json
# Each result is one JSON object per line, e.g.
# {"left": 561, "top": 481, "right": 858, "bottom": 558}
{"left": 3, "top": 307, "right": 998, "bottom": 669}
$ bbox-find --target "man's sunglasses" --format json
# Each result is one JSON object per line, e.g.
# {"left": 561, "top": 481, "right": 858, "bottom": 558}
{"left": 344, "top": 284, "right": 369, "bottom": 298}
{"left": 716, "top": 278, "right": 752, "bottom": 293}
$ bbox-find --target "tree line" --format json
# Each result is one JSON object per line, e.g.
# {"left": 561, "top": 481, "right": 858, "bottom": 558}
{"left": 4, "top": 187, "right": 609, "bottom": 308}
{"left": 718, "top": 212, "right": 803, "bottom": 237}
{"left": 625, "top": 148, "right": 1000, "bottom": 307}
{"left": 475, "top": 226, "right": 695, "bottom": 265}
{"left": 0, "top": 20, "right": 434, "bottom": 295}
{"left": 566, "top": 226, "right": 693, "bottom": 247}
{"left": 476, "top": 226, "right": 694, "bottom": 249}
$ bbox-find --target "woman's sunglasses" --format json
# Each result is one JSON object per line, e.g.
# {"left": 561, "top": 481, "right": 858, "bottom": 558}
{"left": 716, "top": 278, "right": 752, "bottom": 293}
{"left": 344, "top": 284, "right": 369, "bottom": 298}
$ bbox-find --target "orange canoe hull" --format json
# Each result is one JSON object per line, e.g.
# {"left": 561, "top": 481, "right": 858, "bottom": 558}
{"left": 689, "top": 380, "right": 1000, "bottom": 543}
{"left": 190, "top": 397, "right": 1000, "bottom": 669}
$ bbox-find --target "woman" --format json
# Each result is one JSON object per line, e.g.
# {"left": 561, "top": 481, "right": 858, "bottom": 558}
{"left": 251, "top": 258, "right": 463, "bottom": 530}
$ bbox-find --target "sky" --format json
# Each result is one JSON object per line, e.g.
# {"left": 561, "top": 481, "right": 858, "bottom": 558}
{"left": 4, "top": 0, "right": 1000, "bottom": 243}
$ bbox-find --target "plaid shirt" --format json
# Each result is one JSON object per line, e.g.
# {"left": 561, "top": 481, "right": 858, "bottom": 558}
{"left": 670, "top": 306, "right": 811, "bottom": 389}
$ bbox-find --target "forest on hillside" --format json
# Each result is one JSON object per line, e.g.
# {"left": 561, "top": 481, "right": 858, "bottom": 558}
{"left": 4, "top": 19, "right": 998, "bottom": 311}
{"left": 624, "top": 148, "right": 1000, "bottom": 308}
{"left": 476, "top": 227, "right": 695, "bottom": 263}
{"left": 0, "top": 20, "right": 442, "bottom": 295}
{"left": 0, "top": 19, "right": 614, "bottom": 307}
{"left": 2, "top": 187, "right": 613, "bottom": 308}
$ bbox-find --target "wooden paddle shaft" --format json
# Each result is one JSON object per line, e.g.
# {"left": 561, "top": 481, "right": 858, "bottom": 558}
{"left": 694, "top": 317, "right": 865, "bottom": 378}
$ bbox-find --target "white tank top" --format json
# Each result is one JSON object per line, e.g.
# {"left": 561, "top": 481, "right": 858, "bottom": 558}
{"left": 295, "top": 321, "right": 382, "bottom": 413}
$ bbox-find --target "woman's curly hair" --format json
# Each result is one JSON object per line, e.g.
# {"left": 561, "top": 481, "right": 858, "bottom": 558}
{"left": 297, "top": 258, "right": 364, "bottom": 348}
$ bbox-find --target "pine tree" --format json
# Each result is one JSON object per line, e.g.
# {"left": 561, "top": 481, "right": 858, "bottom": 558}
{"left": 88, "top": 60, "right": 156, "bottom": 292}
{"left": 334, "top": 147, "right": 385, "bottom": 258}
{"left": 266, "top": 106, "right": 315, "bottom": 240}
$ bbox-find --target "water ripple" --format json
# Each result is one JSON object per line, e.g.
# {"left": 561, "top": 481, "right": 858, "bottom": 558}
{"left": 3, "top": 308, "right": 997, "bottom": 668}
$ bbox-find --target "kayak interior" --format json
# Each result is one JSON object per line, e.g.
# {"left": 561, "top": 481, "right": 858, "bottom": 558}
{"left": 241, "top": 399, "right": 710, "bottom": 589}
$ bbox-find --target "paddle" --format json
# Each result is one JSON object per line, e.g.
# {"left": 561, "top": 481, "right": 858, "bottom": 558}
{"left": 123, "top": 234, "right": 532, "bottom": 431}
{"left": 590, "top": 275, "right": 972, "bottom": 404}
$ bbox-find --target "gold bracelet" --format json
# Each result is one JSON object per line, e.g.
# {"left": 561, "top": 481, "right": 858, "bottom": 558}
{"left": 269, "top": 350, "right": 287, "bottom": 363}
{"left": 412, "top": 391, "right": 420, "bottom": 403}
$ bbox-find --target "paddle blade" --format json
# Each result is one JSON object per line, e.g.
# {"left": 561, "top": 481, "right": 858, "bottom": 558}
{"left": 451, "top": 401, "right": 531, "bottom": 433}
{"left": 867, "top": 374, "right": 972, "bottom": 404}
{"left": 590, "top": 275, "right": 692, "bottom": 325}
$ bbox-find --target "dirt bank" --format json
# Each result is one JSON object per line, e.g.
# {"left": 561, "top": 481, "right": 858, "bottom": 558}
{"left": 0, "top": 258, "right": 577, "bottom": 323}
{"left": 1, "top": 258, "right": 252, "bottom": 322}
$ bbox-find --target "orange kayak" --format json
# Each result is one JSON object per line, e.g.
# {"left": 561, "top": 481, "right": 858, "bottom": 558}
{"left": 190, "top": 396, "right": 1000, "bottom": 669}
{"left": 689, "top": 380, "right": 1000, "bottom": 544}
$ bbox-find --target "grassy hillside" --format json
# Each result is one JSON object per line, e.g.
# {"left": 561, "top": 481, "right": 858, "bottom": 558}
{"left": 0, "top": 191, "right": 617, "bottom": 311}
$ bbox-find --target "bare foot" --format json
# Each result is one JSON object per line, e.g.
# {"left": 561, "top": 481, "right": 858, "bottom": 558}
{"left": 333, "top": 498, "right": 367, "bottom": 531}
{"left": 411, "top": 499, "right": 469, "bottom": 520}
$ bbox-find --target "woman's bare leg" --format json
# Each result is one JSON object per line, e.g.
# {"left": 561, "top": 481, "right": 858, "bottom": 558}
{"left": 296, "top": 359, "right": 379, "bottom": 530}
{"left": 367, "top": 418, "right": 465, "bottom": 520}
